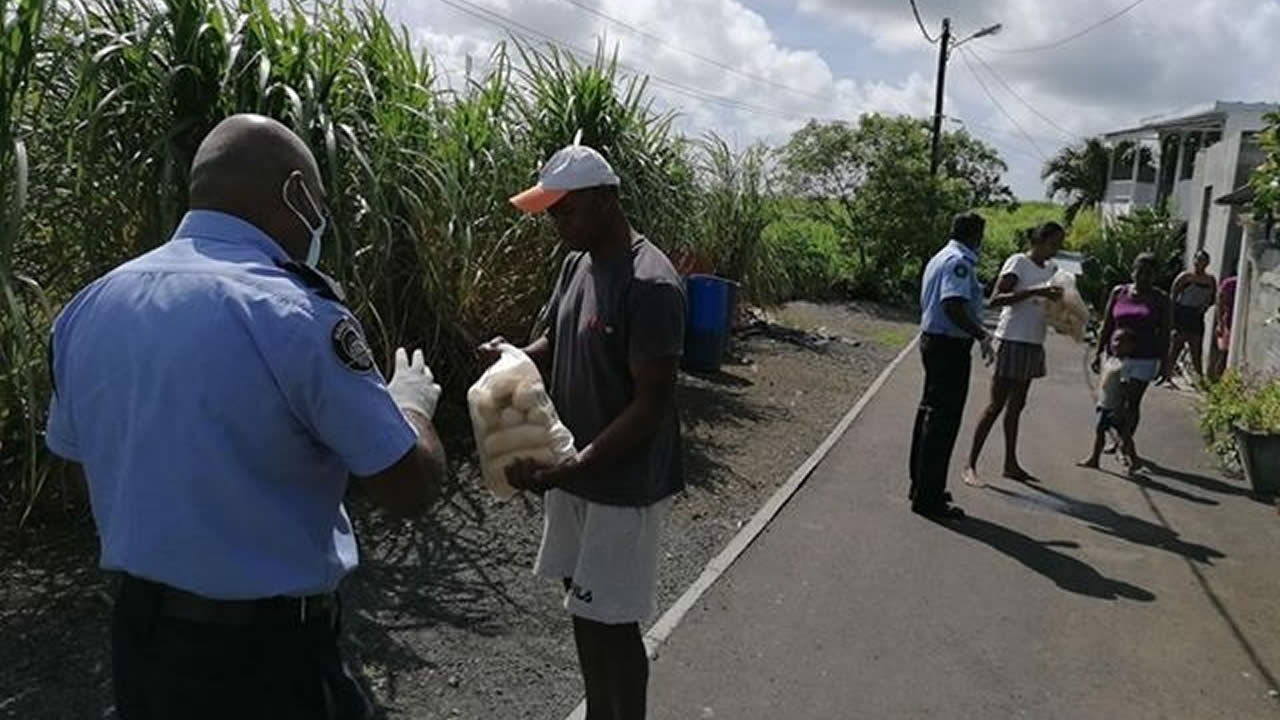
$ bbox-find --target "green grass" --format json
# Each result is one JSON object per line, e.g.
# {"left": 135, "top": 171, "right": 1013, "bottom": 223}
{"left": 761, "top": 217, "right": 848, "bottom": 301}
{"left": 870, "top": 326, "right": 916, "bottom": 349}
{"left": 1, "top": 0, "right": 50, "bottom": 525}
{"left": 977, "top": 202, "right": 1065, "bottom": 283}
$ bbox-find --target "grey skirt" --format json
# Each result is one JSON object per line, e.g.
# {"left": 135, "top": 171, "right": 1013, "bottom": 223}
{"left": 994, "top": 339, "right": 1046, "bottom": 380}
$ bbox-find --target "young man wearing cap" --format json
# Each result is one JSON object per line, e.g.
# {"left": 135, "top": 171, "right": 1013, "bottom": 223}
{"left": 484, "top": 141, "right": 685, "bottom": 719}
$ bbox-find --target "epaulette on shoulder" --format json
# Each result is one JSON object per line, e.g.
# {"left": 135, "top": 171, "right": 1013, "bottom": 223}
{"left": 274, "top": 258, "right": 346, "bottom": 303}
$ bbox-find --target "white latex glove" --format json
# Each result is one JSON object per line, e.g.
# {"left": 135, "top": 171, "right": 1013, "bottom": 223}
{"left": 387, "top": 347, "right": 441, "bottom": 421}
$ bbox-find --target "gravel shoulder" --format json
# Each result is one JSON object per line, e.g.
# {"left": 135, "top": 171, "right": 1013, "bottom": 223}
{"left": 0, "top": 301, "right": 917, "bottom": 720}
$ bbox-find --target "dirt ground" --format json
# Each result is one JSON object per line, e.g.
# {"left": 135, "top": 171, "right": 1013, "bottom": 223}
{"left": 0, "top": 301, "right": 916, "bottom": 720}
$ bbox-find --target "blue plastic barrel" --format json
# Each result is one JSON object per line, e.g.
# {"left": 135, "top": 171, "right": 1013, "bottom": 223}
{"left": 683, "top": 274, "right": 735, "bottom": 372}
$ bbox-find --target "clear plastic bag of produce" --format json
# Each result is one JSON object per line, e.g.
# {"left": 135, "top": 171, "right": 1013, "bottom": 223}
{"left": 1046, "top": 269, "right": 1090, "bottom": 342}
{"left": 468, "top": 343, "right": 576, "bottom": 499}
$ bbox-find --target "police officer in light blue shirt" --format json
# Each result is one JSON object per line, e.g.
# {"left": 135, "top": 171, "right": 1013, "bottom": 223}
{"left": 45, "top": 115, "right": 448, "bottom": 719}
{"left": 908, "top": 212, "right": 994, "bottom": 520}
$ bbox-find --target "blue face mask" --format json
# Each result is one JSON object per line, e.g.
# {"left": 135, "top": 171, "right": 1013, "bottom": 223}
{"left": 282, "top": 177, "right": 327, "bottom": 267}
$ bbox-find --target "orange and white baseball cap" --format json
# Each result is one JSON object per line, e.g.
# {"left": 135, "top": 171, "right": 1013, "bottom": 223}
{"left": 510, "top": 132, "right": 620, "bottom": 214}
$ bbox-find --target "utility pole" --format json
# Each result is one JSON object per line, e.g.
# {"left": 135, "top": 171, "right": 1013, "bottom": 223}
{"left": 927, "top": 19, "right": 1001, "bottom": 177}
{"left": 929, "top": 18, "right": 951, "bottom": 178}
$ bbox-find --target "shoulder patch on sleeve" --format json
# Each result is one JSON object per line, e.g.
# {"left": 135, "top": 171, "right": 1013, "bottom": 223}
{"left": 953, "top": 263, "right": 969, "bottom": 278}
{"left": 332, "top": 317, "right": 375, "bottom": 373}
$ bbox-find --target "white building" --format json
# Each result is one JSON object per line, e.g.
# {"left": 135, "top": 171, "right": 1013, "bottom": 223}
{"left": 1101, "top": 101, "right": 1276, "bottom": 369}
{"left": 1217, "top": 189, "right": 1279, "bottom": 374}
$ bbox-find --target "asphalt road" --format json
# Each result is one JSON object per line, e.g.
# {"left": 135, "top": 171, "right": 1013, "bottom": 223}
{"left": 647, "top": 333, "right": 1280, "bottom": 719}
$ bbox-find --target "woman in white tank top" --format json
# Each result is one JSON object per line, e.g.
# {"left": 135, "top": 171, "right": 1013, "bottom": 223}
{"left": 1164, "top": 249, "right": 1217, "bottom": 383}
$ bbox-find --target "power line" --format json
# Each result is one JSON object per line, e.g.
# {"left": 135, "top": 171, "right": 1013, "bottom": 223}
{"left": 434, "top": 0, "right": 824, "bottom": 123}
{"left": 547, "top": 0, "right": 831, "bottom": 102}
{"left": 985, "top": 0, "right": 1151, "bottom": 54}
{"left": 909, "top": 0, "right": 938, "bottom": 43}
{"left": 946, "top": 115, "right": 1066, "bottom": 148}
{"left": 956, "top": 126, "right": 1046, "bottom": 162}
{"left": 957, "top": 47, "right": 1047, "bottom": 161}
{"left": 963, "top": 48, "right": 1079, "bottom": 142}
{"left": 434, "top": 0, "right": 801, "bottom": 120}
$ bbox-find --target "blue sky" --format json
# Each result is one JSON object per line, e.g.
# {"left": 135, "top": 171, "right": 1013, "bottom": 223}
{"left": 389, "top": 0, "right": 1280, "bottom": 200}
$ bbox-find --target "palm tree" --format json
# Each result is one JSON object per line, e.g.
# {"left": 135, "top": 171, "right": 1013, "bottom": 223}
{"left": 1042, "top": 138, "right": 1111, "bottom": 224}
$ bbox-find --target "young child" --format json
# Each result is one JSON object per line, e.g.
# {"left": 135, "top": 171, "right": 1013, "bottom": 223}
{"left": 1079, "top": 329, "right": 1138, "bottom": 472}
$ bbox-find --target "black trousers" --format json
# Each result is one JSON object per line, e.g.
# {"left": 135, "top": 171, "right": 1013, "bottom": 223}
{"left": 908, "top": 333, "right": 973, "bottom": 507}
{"left": 112, "top": 576, "right": 371, "bottom": 720}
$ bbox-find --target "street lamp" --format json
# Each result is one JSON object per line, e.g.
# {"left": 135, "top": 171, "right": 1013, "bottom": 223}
{"left": 954, "top": 23, "right": 1003, "bottom": 49}
{"left": 929, "top": 21, "right": 1003, "bottom": 177}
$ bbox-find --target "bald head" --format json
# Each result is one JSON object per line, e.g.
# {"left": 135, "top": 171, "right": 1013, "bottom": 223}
{"left": 190, "top": 114, "right": 325, "bottom": 260}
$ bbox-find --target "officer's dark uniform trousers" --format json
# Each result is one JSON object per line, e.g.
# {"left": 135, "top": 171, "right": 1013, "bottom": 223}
{"left": 908, "top": 333, "right": 973, "bottom": 507}
{"left": 112, "top": 575, "right": 371, "bottom": 720}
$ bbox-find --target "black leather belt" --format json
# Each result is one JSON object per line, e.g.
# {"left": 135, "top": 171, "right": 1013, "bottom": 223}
{"left": 922, "top": 332, "right": 974, "bottom": 344}
{"left": 119, "top": 574, "right": 339, "bottom": 627}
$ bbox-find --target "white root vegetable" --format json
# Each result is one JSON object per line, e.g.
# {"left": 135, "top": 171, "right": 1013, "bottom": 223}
{"left": 526, "top": 406, "right": 552, "bottom": 427}
{"left": 468, "top": 343, "right": 578, "bottom": 501}
{"left": 485, "top": 372, "right": 522, "bottom": 405}
{"left": 483, "top": 424, "right": 552, "bottom": 456}
{"left": 1046, "top": 270, "right": 1090, "bottom": 343}
{"left": 512, "top": 380, "right": 547, "bottom": 412}
{"left": 469, "top": 387, "right": 502, "bottom": 430}
{"left": 500, "top": 407, "right": 524, "bottom": 428}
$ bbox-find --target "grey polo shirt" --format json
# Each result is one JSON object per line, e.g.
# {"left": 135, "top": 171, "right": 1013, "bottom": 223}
{"left": 545, "top": 235, "right": 686, "bottom": 507}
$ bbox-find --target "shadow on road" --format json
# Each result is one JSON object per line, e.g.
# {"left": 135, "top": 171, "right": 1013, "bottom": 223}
{"left": 933, "top": 515, "right": 1157, "bottom": 602}
{"left": 988, "top": 483, "right": 1226, "bottom": 565}
{"left": 1142, "top": 461, "right": 1274, "bottom": 506}
{"left": 1128, "top": 485, "right": 1280, "bottom": 699}
{"left": 1113, "top": 469, "right": 1220, "bottom": 505}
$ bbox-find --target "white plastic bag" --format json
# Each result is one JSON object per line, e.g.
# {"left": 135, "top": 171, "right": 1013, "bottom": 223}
{"left": 1046, "top": 270, "right": 1090, "bottom": 343}
{"left": 468, "top": 344, "right": 576, "bottom": 499}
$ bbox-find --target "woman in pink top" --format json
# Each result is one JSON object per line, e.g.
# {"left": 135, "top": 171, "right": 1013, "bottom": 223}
{"left": 1091, "top": 253, "right": 1171, "bottom": 468}
{"left": 1211, "top": 275, "right": 1238, "bottom": 379}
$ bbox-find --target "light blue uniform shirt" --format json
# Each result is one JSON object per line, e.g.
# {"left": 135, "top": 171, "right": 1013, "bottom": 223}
{"left": 920, "top": 239, "right": 984, "bottom": 338}
{"left": 46, "top": 211, "right": 416, "bottom": 600}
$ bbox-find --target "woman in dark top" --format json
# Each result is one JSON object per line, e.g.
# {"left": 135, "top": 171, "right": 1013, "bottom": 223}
{"left": 1164, "top": 249, "right": 1217, "bottom": 383}
{"left": 1092, "top": 253, "right": 1171, "bottom": 469}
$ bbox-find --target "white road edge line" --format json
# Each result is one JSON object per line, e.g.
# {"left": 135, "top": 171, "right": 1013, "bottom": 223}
{"left": 563, "top": 333, "right": 921, "bottom": 720}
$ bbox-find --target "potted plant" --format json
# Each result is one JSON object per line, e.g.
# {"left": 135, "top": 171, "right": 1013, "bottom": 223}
{"left": 1198, "top": 370, "right": 1280, "bottom": 495}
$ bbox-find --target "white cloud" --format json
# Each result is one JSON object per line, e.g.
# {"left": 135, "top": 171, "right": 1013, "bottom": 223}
{"left": 385, "top": 0, "right": 1280, "bottom": 198}
{"left": 793, "top": 0, "right": 1280, "bottom": 127}
{"left": 388, "top": 0, "right": 932, "bottom": 144}
{"left": 791, "top": 0, "right": 1280, "bottom": 195}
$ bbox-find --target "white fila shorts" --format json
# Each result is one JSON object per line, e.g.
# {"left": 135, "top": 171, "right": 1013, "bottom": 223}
{"left": 533, "top": 488, "right": 673, "bottom": 625}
